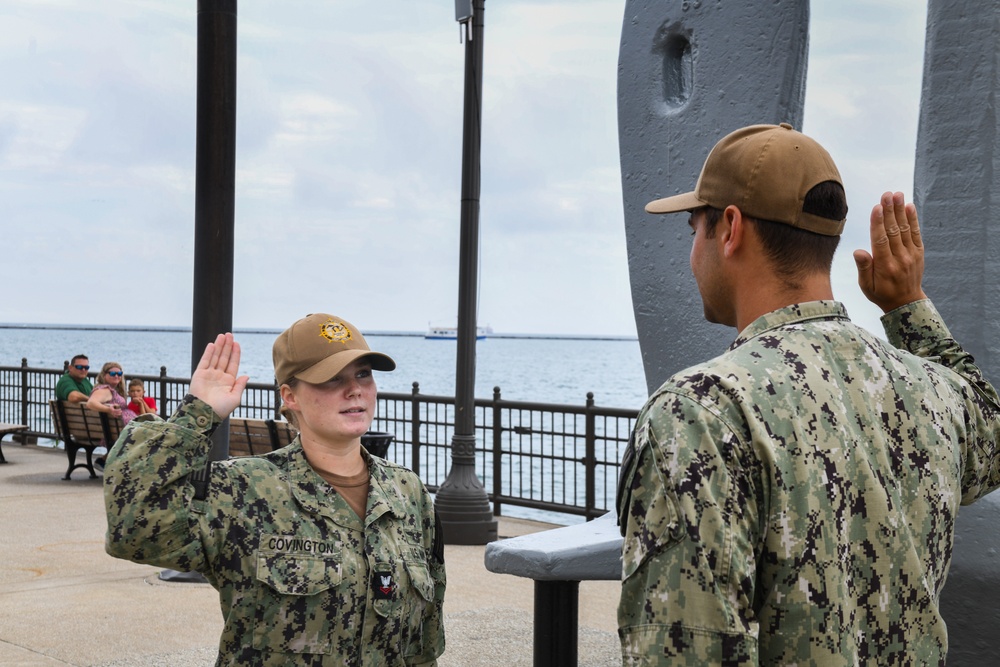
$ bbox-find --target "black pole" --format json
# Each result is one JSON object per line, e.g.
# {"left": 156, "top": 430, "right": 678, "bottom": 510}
{"left": 161, "top": 0, "right": 237, "bottom": 585}
{"left": 534, "top": 580, "right": 580, "bottom": 667}
{"left": 434, "top": 0, "right": 498, "bottom": 545}
{"left": 190, "top": 0, "right": 237, "bottom": 488}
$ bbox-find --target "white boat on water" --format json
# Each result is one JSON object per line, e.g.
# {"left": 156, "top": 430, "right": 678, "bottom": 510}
{"left": 425, "top": 325, "right": 491, "bottom": 340}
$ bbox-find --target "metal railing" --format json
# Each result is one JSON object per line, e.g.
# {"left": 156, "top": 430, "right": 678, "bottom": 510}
{"left": 0, "top": 359, "right": 637, "bottom": 521}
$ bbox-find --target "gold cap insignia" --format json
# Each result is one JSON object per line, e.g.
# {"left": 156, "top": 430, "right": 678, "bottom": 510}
{"left": 319, "top": 318, "right": 352, "bottom": 344}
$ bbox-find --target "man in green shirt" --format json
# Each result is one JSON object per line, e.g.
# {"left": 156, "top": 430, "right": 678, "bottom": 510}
{"left": 618, "top": 124, "right": 1000, "bottom": 665}
{"left": 55, "top": 354, "right": 93, "bottom": 403}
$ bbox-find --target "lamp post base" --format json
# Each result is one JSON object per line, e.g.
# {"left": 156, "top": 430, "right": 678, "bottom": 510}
{"left": 435, "top": 437, "right": 497, "bottom": 545}
{"left": 436, "top": 485, "right": 498, "bottom": 545}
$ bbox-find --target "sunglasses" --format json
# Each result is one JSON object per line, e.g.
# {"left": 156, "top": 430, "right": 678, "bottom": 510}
{"left": 73, "top": 365, "right": 90, "bottom": 371}
{"left": 107, "top": 371, "right": 123, "bottom": 377}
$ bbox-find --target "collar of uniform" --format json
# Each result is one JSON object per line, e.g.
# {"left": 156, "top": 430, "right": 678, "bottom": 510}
{"left": 730, "top": 300, "right": 850, "bottom": 350}
{"left": 284, "top": 444, "right": 407, "bottom": 526}
{"left": 364, "top": 459, "right": 412, "bottom": 528}
{"left": 283, "top": 443, "right": 357, "bottom": 526}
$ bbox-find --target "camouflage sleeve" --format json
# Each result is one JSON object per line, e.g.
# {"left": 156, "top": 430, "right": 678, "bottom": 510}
{"left": 882, "top": 299, "right": 1000, "bottom": 503}
{"left": 103, "top": 394, "right": 222, "bottom": 572}
{"left": 883, "top": 299, "right": 1000, "bottom": 406}
{"left": 618, "top": 390, "right": 760, "bottom": 666}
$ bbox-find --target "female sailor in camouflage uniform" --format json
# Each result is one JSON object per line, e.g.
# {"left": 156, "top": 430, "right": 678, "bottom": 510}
{"left": 104, "top": 314, "right": 445, "bottom": 666}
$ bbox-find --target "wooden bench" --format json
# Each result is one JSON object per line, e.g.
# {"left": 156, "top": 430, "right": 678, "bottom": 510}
{"left": 225, "top": 421, "right": 395, "bottom": 460}
{"left": 227, "top": 418, "right": 298, "bottom": 457}
{"left": 267, "top": 419, "right": 298, "bottom": 449}
{"left": 50, "top": 400, "right": 123, "bottom": 480}
{"left": 0, "top": 423, "right": 28, "bottom": 464}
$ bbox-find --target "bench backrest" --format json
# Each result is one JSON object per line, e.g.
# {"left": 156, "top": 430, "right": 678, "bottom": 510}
{"left": 102, "top": 410, "right": 123, "bottom": 444}
{"left": 228, "top": 418, "right": 275, "bottom": 457}
{"left": 228, "top": 418, "right": 298, "bottom": 457}
{"left": 267, "top": 419, "right": 298, "bottom": 449}
{"left": 49, "top": 400, "right": 64, "bottom": 443}
{"left": 52, "top": 400, "right": 124, "bottom": 446}
{"left": 49, "top": 403, "right": 298, "bottom": 457}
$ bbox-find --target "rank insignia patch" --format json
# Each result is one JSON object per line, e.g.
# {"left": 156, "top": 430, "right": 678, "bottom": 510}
{"left": 373, "top": 571, "right": 395, "bottom": 599}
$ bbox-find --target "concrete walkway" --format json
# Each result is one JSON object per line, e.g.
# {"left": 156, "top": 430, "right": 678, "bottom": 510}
{"left": 0, "top": 443, "right": 621, "bottom": 666}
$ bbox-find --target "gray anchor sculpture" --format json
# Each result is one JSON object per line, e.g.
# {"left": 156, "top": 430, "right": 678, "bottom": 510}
{"left": 619, "top": 0, "right": 1000, "bottom": 662}
{"left": 916, "top": 1, "right": 1000, "bottom": 662}
{"left": 618, "top": 0, "right": 810, "bottom": 392}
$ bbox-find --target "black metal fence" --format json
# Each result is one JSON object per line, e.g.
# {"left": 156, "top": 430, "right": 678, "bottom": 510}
{"left": 1, "top": 359, "right": 637, "bottom": 521}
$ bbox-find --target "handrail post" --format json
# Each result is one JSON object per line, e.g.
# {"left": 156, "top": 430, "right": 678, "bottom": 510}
{"left": 492, "top": 386, "right": 502, "bottom": 516}
{"left": 158, "top": 366, "right": 168, "bottom": 419}
{"left": 411, "top": 382, "right": 422, "bottom": 475}
{"left": 584, "top": 392, "right": 596, "bottom": 521}
{"left": 19, "top": 358, "right": 29, "bottom": 442}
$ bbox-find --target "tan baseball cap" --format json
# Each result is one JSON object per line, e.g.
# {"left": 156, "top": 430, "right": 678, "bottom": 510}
{"left": 645, "top": 123, "right": 846, "bottom": 236}
{"left": 272, "top": 313, "right": 395, "bottom": 385}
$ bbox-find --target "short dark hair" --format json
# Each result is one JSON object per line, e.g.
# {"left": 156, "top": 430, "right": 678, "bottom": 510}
{"left": 701, "top": 181, "right": 845, "bottom": 281}
{"left": 70, "top": 354, "right": 88, "bottom": 365}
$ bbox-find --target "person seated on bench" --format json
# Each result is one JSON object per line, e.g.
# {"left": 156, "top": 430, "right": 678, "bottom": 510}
{"left": 126, "top": 379, "right": 156, "bottom": 417}
{"left": 87, "top": 362, "right": 136, "bottom": 471}
{"left": 103, "top": 315, "right": 445, "bottom": 665}
{"left": 55, "top": 354, "right": 93, "bottom": 403}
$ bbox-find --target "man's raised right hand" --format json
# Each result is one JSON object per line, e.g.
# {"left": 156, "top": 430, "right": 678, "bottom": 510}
{"left": 853, "top": 191, "right": 929, "bottom": 313}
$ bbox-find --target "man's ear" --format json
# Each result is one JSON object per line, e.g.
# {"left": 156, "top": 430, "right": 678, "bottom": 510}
{"left": 721, "top": 205, "right": 746, "bottom": 258}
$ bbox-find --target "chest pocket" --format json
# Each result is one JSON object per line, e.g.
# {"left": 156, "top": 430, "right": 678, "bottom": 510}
{"left": 372, "top": 546, "right": 435, "bottom": 615}
{"left": 372, "top": 544, "right": 436, "bottom": 658}
{"left": 252, "top": 541, "right": 343, "bottom": 655}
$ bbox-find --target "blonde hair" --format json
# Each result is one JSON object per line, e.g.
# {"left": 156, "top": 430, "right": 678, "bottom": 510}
{"left": 278, "top": 379, "right": 300, "bottom": 428}
{"left": 278, "top": 404, "right": 299, "bottom": 429}
{"left": 97, "top": 362, "right": 126, "bottom": 398}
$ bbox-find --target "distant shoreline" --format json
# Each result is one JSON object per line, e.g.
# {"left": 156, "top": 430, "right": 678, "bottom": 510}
{"left": 0, "top": 323, "right": 638, "bottom": 343}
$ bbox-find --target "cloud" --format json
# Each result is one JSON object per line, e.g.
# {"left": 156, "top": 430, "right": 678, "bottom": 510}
{"left": 0, "top": 0, "right": 933, "bottom": 339}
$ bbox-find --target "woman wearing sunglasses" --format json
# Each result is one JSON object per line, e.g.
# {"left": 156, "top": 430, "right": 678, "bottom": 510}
{"left": 88, "top": 362, "right": 139, "bottom": 472}
{"left": 87, "top": 362, "right": 138, "bottom": 425}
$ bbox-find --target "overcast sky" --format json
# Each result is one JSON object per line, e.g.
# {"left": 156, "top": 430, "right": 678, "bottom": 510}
{"left": 1, "top": 0, "right": 927, "bottom": 336}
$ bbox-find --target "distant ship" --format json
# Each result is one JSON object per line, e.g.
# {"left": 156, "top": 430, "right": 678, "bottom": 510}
{"left": 425, "top": 325, "right": 491, "bottom": 340}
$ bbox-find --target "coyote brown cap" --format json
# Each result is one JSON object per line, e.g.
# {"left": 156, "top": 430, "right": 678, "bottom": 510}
{"left": 645, "top": 123, "right": 846, "bottom": 236}
{"left": 272, "top": 313, "right": 395, "bottom": 385}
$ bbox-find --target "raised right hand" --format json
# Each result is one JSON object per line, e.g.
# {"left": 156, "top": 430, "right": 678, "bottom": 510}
{"left": 852, "top": 191, "right": 928, "bottom": 313}
{"left": 189, "top": 333, "right": 249, "bottom": 419}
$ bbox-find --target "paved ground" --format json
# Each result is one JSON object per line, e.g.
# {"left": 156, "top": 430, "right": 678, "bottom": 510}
{"left": 0, "top": 442, "right": 621, "bottom": 666}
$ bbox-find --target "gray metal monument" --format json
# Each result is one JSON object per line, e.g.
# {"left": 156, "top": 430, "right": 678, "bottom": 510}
{"left": 916, "top": 1, "right": 1000, "bottom": 662}
{"left": 618, "top": 0, "right": 810, "bottom": 393}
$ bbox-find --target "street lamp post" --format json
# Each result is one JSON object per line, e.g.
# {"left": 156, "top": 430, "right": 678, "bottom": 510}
{"left": 434, "top": 0, "right": 498, "bottom": 545}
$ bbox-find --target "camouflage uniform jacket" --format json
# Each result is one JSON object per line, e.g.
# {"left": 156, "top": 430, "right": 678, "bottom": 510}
{"left": 617, "top": 299, "right": 1000, "bottom": 666}
{"left": 104, "top": 396, "right": 445, "bottom": 667}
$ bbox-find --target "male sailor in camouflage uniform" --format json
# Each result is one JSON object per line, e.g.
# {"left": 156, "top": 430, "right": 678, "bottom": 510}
{"left": 104, "top": 314, "right": 445, "bottom": 666}
{"left": 617, "top": 123, "right": 1000, "bottom": 665}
